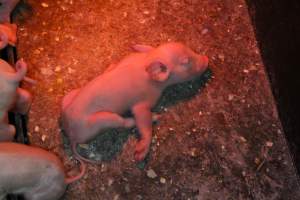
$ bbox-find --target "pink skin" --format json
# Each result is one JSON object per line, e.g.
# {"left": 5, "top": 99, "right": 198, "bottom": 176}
{"left": 0, "top": 28, "right": 8, "bottom": 49}
{"left": 61, "top": 42, "right": 209, "bottom": 163}
{"left": 0, "top": 0, "right": 19, "bottom": 47}
{"left": 0, "top": 0, "right": 20, "bottom": 23}
{"left": 0, "top": 59, "right": 34, "bottom": 141}
{"left": 0, "top": 23, "right": 17, "bottom": 46}
{"left": 0, "top": 142, "right": 85, "bottom": 200}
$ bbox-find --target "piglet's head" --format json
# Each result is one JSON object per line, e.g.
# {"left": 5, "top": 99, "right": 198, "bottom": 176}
{"left": 138, "top": 42, "right": 208, "bottom": 87}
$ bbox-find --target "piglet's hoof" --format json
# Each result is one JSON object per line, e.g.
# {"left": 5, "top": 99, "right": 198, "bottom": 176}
{"left": 152, "top": 114, "right": 161, "bottom": 124}
{"left": 123, "top": 118, "right": 135, "bottom": 128}
{"left": 134, "top": 139, "right": 151, "bottom": 162}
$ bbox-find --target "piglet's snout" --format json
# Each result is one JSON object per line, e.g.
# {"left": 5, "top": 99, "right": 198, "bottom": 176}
{"left": 195, "top": 55, "right": 209, "bottom": 72}
{"left": 202, "top": 55, "right": 209, "bottom": 67}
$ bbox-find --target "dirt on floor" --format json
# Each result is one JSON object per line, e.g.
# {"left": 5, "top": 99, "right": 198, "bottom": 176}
{"left": 14, "top": 0, "right": 300, "bottom": 199}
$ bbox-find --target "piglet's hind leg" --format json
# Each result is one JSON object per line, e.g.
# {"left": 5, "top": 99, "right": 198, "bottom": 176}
{"left": 86, "top": 112, "right": 135, "bottom": 138}
{"left": 81, "top": 112, "right": 159, "bottom": 143}
{"left": 88, "top": 111, "right": 135, "bottom": 128}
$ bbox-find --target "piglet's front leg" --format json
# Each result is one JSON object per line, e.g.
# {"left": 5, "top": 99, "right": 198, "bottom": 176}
{"left": 132, "top": 102, "right": 154, "bottom": 161}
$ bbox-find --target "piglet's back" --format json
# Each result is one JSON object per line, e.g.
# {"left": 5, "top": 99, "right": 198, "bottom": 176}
{"left": 0, "top": 142, "right": 64, "bottom": 167}
{"left": 0, "top": 142, "right": 65, "bottom": 189}
{"left": 0, "top": 143, "right": 68, "bottom": 199}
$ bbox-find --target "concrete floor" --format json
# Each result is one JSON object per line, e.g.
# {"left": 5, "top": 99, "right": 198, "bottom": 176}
{"left": 15, "top": 0, "right": 300, "bottom": 199}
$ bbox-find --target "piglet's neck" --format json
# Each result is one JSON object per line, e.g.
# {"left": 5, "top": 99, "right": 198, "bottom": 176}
{"left": 146, "top": 78, "right": 167, "bottom": 92}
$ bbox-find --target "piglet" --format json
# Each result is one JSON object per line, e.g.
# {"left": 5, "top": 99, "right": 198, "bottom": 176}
{"left": 0, "top": 59, "right": 34, "bottom": 141}
{"left": 0, "top": 142, "right": 85, "bottom": 200}
{"left": 61, "top": 42, "right": 209, "bottom": 163}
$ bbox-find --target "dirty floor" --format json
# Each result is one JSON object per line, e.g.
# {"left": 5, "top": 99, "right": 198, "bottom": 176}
{"left": 15, "top": 0, "right": 300, "bottom": 199}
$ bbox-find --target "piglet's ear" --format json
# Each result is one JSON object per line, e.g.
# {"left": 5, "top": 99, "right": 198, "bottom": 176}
{"left": 146, "top": 61, "right": 170, "bottom": 82}
{"left": 132, "top": 44, "right": 154, "bottom": 52}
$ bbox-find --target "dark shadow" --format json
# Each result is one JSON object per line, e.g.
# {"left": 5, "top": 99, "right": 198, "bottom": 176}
{"left": 245, "top": 0, "right": 300, "bottom": 173}
{"left": 76, "top": 128, "right": 132, "bottom": 162}
{"left": 6, "top": 195, "right": 25, "bottom": 200}
{"left": 155, "top": 69, "right": 212, "bottom": 111}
